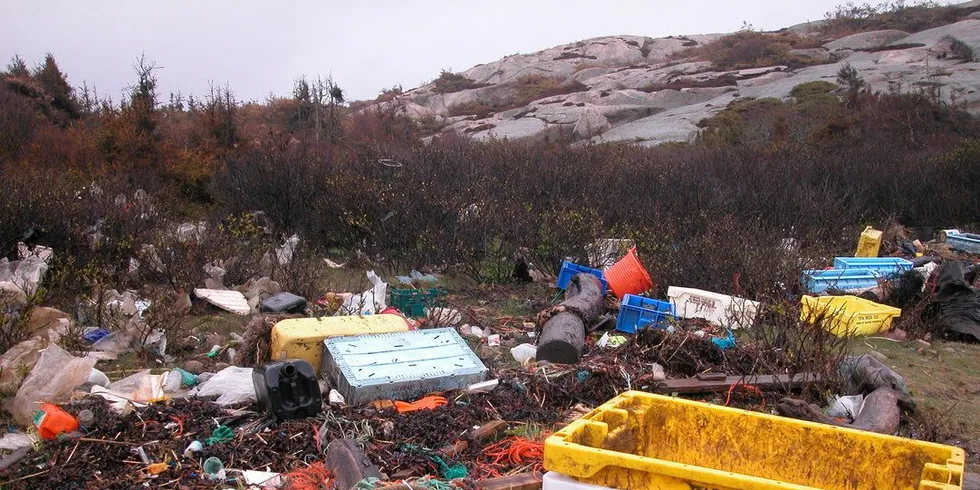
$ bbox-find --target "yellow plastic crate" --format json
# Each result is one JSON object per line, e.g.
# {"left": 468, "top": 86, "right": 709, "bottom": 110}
{"left": 800, "top": 295, "right": 901, "bottom": 337}
{"left": 544, "top": 391, "right": 964, "bottom": 490}
{"left": 855, "top": 226, "right": 883, "bottom": 257}
{"left": 270, "top": 315, "right": 410, "bottom": 373}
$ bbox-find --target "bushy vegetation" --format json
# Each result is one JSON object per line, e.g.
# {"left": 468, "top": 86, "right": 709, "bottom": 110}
{"left": 676, "top": 31, "right": 823, "bottom": 70}
{"left": 432, "top": 70, "right": 490, "bottom": 94}
{"left": 2, "top": 51, "right": 980, "bottom": 308}
{"left": 822, "top": 1, "right": 980, "bottom": 36}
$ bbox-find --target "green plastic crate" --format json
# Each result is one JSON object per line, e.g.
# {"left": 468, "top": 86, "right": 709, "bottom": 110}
{"left": 389, "top": 288, "right": 446, "bottom": 318}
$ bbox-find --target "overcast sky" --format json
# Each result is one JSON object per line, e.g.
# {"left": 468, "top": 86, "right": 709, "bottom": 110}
{"left": 0, "top": 1, "right": 929, "bottom": 103}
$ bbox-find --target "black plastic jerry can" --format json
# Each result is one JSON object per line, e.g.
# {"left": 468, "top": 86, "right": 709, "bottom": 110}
{"left": 252, "top": 359, "right": 323, "bottom": 420}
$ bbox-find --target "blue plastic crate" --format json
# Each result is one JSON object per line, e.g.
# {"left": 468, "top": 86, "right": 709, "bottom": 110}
{"left": 616, "top": 294, "right": 675, "bottom": 333}
{"left": 803, "top": 268, "right": 880, "bottom": 294}
{"left": 942, "top": 229, "right": 980, "bottom": 254}
{"left": 556, "top": 261, "right": 608, "bottom": 293}
{"left": 833, "top": 257, "right": 913, "bottom": 276}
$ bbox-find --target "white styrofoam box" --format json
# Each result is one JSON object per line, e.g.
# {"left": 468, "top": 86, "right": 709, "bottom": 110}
{"left": 666, "top": 286, "right": 760, "bottom": 330}
{"left": 543, "top": 472, "right": 616, "bottom": 490}
{"left": 193, "top": 288, "right": 250, "bottom": 315}
{"left": 322, "top": 327, "right": 487, "bottom": 405}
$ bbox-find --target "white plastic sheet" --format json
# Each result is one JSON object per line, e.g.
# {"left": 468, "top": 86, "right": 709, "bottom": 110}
{"left": 510, "top": 343, "right": 537, "bottom": 364}
{"left": 339, "top": 271, "right": 388, "bottom": 315}
{"left": 189, "top": 366, "right": 256, "bottom": 405}
{"left": 6, "top": 344, "right": 95, "bottom": 425}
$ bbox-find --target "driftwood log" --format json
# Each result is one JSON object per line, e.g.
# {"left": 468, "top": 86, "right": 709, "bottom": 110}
{"left": 776, "top": 387, "right": 902, "bottom": 434}
{"left": 536, "top": 274, "right": 604, "bottom": 364}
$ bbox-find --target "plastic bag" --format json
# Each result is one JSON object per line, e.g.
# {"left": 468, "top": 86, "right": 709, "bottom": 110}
{"left": 106, "top": 369, "right": 168, "bottom": 401}
{"left": 0, "top": 432, "right": 33, "bottom": 451}
{"left": 91, "top": 330, "right": 135, "bottom": 355}
{"left": 827, "top": 394, "right": 864, "bottom": 420}
{"left": 510, "top": 344, "right": 537, "bottom": 364}
{"left": 339, "top": 271, "right": 388, "bottom": 315}
{"left": 3, "top": 257, "right": 48, "bottom": 295}
{"left": 0, "top": 281, "right": 28, "bottom": 311}
{"left": 189, "top": 366, "right": 256, "bottom": 405}
{"left": 276, "top": 235, "right": 300, "bottom": 265}
{"left": 0, "top": 319, "right": 67, "bottom": 393}
{"left": 6, "top": 343, "right": 95, "bottom": 425}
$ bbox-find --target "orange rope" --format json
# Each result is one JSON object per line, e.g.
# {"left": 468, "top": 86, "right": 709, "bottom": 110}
{"left": 284, "top": 462, "right": 333, "bottom": 490}
{"left": 312, "top": 423, "right": 322, "bottom": 453}
{"left": 724, "top": 380, "right": 765, "bottom": 408}
{"left": 475, "top": 437, "right": 545, "bottom": 478}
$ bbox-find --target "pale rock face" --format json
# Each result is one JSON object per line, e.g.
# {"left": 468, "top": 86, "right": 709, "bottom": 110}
{"left": 789, "top": 48, "right": 832, "bottom": 63}
{"left": 368, "top": 15, "right": 980, "bottom": 145}
{"left": 824, "top": 30, "right": 910, "bottom": 51}
{"left": 573, "top": 108, "right": 612, "bottom": 139}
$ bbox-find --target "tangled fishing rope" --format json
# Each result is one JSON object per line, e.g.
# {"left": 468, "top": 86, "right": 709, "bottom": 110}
{"left": 284, "top": 462, "right": 333, "bottom": 490}
{"left": 473, "top": 436, "right": 544, "bottom": 478}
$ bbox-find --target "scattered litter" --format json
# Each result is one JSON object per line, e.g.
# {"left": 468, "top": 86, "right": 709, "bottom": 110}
{"left": 189, "top": 366, "right": 257, "bottom": 405}
{"left": 275, "top": 234, "right": 300, "bottom": 265}
{"left": 203, "top": 456, "right": 226, "bottom": 480}
{"left": 463, "top": 379, "right": 500, "bottom": 394}
{"left": 0, "top": 432, "right": 33, "bottom": 451}
{"left": 427, "top": 307, "right": 462, "bottom": 326}
{"left": 933, "top": 261, "right": 980, "bottom": 340}
{"left": 253, "top": 359, "right": 322, "bottom": 420}
{"left": 649, "top": 363, "right": 666, "bottom": 381}
{"left": 604, "top": 247, "right": 653, "bottom": 298}
{"left": 82, "top": 328, "right": 110, "bottom": 343}
{"left": 828, "top": 394, "right": 865, "bottom": 420}
{"left": 339, "top": 271, "right": 388, "bottom": 315}
{"left": 34, "top": 402, "right": 79, "bottom": 439}
{"left": 206, "top": 425, "right": 234, "bottom": 445}
{"left": 260, "top": 292, "right": 307, "bottom": 313}
{"left": 324, "top": 258, "right": 346, "bottom": 268}
{"left": 183, "top": 440, "right": 204, "bottom": 457}
{"left": 855, "top": 226, "right": 883, "bottom": 257}
{"left": 7, "top": 343, "right": 95, "bottom": 424}
{"left": 242, "top": 470, "right": 283, "bottom": 486}
{"left": 510, "top": 343, "right": 537, "bottom": 364}
{"left": 194, "top": 288, "right": 251, "bottom": 315}
{"left": 394, "top": 395, "right": 448, "bottom": 413}
{"left": 328, "top": 389, "right": 346, "bottom": 405}
{"left": 322, "top": 328, "right": 488, "bottom": 404}
{"left": 487, "top": 334, "right": 501, "bottom": 347}
{"left": 87, "top": 368, "right": 110, "bottom": 387}
{"left": 668, "top": 287, "right": 760, "bottom": 330}
{"left": 460, "top": 324, "right": 485, "bottom": 338}
{"left": 270, "top": 314, "right": 409, "bottom": 372}
{"left": 596, "top": 332, "right": 627, "bottom": 348}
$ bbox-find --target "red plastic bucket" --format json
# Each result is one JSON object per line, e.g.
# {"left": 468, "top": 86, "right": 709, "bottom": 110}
{"left": 604, "top": 247, "right": 653, "bottom": 298}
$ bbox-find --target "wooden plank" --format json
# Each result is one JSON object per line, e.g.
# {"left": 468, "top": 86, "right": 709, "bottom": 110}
{"left": 437, "top": 440, "right": 469, "bottom": 458}
{"left": 652, "top": 373, "right": 820, "bottom": 394}
{"left": 477, "top": 473, "right": 542, "bottom": 490}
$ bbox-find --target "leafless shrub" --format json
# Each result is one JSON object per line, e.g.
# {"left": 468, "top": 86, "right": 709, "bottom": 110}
{"left": 741, "top": 298, "right": 853, "bottom": 396}
{"left": 0, "top": 289, "right": 40, "bottom": 353}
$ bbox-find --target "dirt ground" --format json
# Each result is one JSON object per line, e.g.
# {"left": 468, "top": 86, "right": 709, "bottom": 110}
{"left": 853, "top": 337, "right": 980, "bottom": 472}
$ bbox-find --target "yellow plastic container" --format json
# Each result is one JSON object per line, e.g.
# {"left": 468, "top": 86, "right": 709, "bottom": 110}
{"left": 800, "top": 295, "right": 902, "bottom": 337}
{"left": 270, "top": 315, "right": 410, "bottom": 373}
{"left": 544, "top": 391, "right": 965, "bottom": 490}
{"left": 855, "top": 226, "right": 883, "bottom": 257}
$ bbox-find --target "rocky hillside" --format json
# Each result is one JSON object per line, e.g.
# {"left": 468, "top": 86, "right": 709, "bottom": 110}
{"left": 366, "top": 2, "right": 980, "bottom": 146}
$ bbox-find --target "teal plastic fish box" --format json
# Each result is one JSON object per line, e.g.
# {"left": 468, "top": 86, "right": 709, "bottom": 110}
{"left": 321, "top": 328, "right": 488, "bottom": 405}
